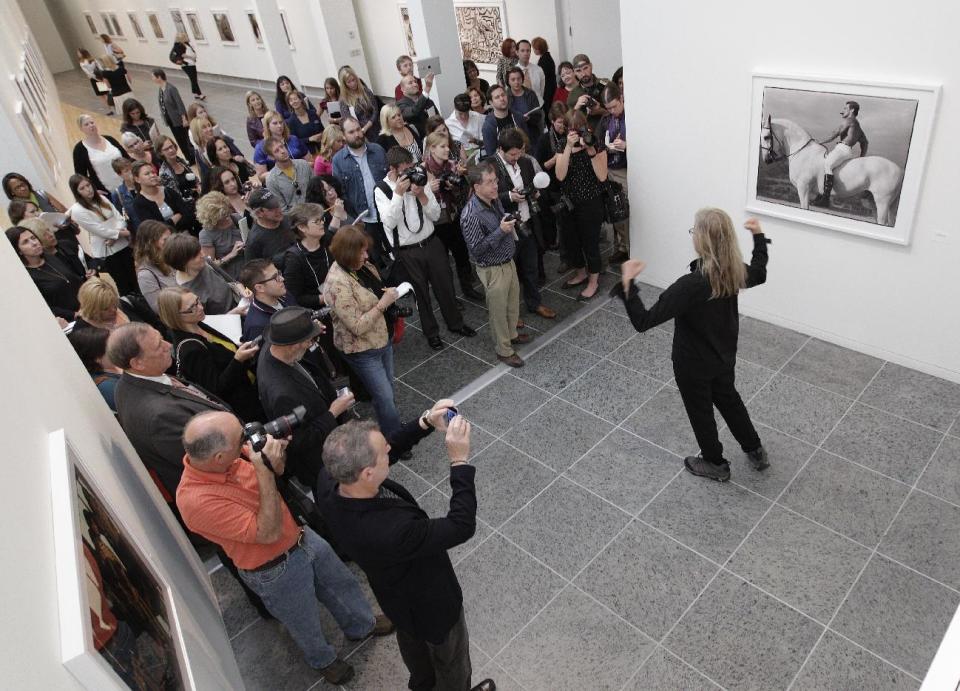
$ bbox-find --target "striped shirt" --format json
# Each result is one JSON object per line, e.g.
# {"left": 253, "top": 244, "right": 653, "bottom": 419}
{"left": 459, "top": 193, "right": 516, "bottom": 267}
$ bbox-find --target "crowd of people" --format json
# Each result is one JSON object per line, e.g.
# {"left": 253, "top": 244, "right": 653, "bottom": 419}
{"left": 5, "top": 32, "right": 776, "bottom": 690}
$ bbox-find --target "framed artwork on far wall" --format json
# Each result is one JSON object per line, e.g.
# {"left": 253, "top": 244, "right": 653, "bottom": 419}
{"left": 246, "top": 12, "right": 263, "bottom": 46}
{"left": 49, "top": 430, "right": 194, "bottom": 690}
{"left": 170, "top": 9, "right": 187, "bottom": 38}
{"left": 128, "top": 13, "right": 146, "bottom": 41}
{"left": 747, "top": 73, "right": 940, "bottom": 246}
{"left": 100, "top": 12, "right": 112, "bottom": 36}
{"left": 279, "top": 11, "right": 294, "bottom": 50}
{"left": 185, "top": 11, "right": 206, "bottom": 43}
{"left": 84, "top": 13, "right": 98, "bottom": 36}
{"left": 453, "top": 0, "right": 507, "bottom": 69}
{"left": 109, "top": 13, "right": 124, "bottom": 38}
{"left": 398, "top": 5, "right": 416, "bottom": 58}
{"left": 211, "top": 11, "right": 236, "bottom": 45}
{"left": 147, "top": 12, "right": 165, "bottom": 40}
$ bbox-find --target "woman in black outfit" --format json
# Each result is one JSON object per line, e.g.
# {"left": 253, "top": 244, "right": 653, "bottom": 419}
{"left": 283, "top": 203, "right": 334, "bottom": 309}
{"left": 613, "top": 211, "right": 770, "bottom": 482}
{"left": 156, "top": 286, "right": 264, "bottom": 422}
{"left": 6, "top": 226, "right": 84, "bottom": 320}
{"left": 120, "top": 98, "right": 160, "bottom": 142}
{"left": 555, "top": 109, "right": 607, "bottom": 300}
{"left": 131, "top": 161, "right": 197, "bottom": 233}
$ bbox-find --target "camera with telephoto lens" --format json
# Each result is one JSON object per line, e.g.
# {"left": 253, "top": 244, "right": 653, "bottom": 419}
{"left": 243, "top": 406, "right": 307, "bottom": 469}
{"left": 549, "top": 194, "right": 575, "bottom": 215}
{"left": 577, "top": 128, "right": 596, "bottom": 148}
{"left": 402, "top": 164, "right": 429, "bottom": 187}
{"left": 518, "top": 185, "right": 541, "bottom": 215}
{"left": 439, "top": 170, "right": 465, "bottom": 188}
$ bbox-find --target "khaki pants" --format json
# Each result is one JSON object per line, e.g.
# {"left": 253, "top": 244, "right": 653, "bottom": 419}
{"left": 607, "top": 166, "right": 630, "bottom": 254}
{"left": 476, "top": 260, "right": 520, "bottom": 357}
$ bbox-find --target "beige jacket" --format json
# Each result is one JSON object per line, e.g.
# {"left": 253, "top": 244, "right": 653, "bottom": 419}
{"left": 324, "top": 261, "right": 388, "bottom": 354}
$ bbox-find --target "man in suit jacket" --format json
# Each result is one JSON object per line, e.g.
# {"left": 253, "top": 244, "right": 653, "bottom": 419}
{"left": 315, "top": 412, "right": 496, "bottom": 691}
{"left": 151, "top": 68, "right": 194, "bottom": 165}
{"left": 490, "top": 128, "right": 556, "bottom": 320}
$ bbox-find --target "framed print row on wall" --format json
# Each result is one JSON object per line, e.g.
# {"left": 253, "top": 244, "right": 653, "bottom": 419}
{"left": 83, "top": 10, "right": 258, "bottom": 48}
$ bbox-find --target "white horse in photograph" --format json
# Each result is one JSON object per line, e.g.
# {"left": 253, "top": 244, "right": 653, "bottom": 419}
{"left": 759, "top": 114, "right": 904, "bottom": 225}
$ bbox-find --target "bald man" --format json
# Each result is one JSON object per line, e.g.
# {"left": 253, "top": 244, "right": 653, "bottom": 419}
{"left": 396, "top": 73, "right": 438, "bottom": 137}
{"left": 176, "top": 411, "right": 393, "bottom": 685}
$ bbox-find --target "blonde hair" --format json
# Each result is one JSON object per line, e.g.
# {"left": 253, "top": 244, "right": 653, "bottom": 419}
{"left": 692, "top": 207, "right": 747, "bottom": 299}
{"left": 78, "top": 275, "right": 120, "bottom": 323}
{"left": 77, "top": 113, "right": 95, "bottom": 129}
{"left": 319, "top": 125, "right": 344, "bottom": 160}
{"left": 187, "top": 102, "right": 216, "bottom": 126}
{"left": 175, "top": 32, "right": 189, "bottom": 43}
{"left": 338, "top": 66, "right": 372, "bottom": 112}
{"left": 424, "top": 131, "right": 449, "bottom": 154}
{"left": 157, "top": 286, "right": 191, "bottom": 332}
{"left": 245, "top": 90, "right": 266, "bottom": 118}
{"left": 195, "top": 191, "right": 234, "bottom": 229}
{"left": 189, "top": 117, "right": 214, "bottom": 147}
{"left": 99, "top": 54, "right": 118, "bottom": 70}
{"left": 18, "top": 218, "right": 56, "bottom": 250}
{"left": 261, "top": 111, "right": 289, "bottom": 140}
{"left": 379, "top": 104, "right": 401, "bottom": 133}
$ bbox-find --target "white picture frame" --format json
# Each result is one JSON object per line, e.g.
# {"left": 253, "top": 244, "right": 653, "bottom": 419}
{"left": 84, "top": 13, "right": 98, "bottom": 36}
{"left": 109, "top": 13, "right": 124, "bottom": 39}
{"left": 245, "top": 11, "right": 264, "bottom": 48}
{"left": 278, "top": 10, "right": 295, "bottom": 50}
{"left": 170, "top": 9, "right": 187, "bottom": 38}
{"left": 49, "top": 430, "right": 195, "bottom": 690}
{"left": 147, "top": 11, "right": 165, "bottom": 41}
{"left": 453, "top": 0, "right": 508, "bottom": 70}
{"left": 746, "top": 72, "right": 940, "bottom": 246}
{"left": 398, "top": 5, "right": 416, "bottom": 58}
{"left": 128, "top": 12, "right": 146, "bottom": 41}
{"left": 211, "top": 11, "right": 236, "bottom": 45}
{"left": 185, "top": 11, "right": 207, "bottom": 44}
{"left": 100, "top": 12, "right": 113, "bottom": 36}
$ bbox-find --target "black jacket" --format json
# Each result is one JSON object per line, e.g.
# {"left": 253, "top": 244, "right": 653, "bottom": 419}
{"left": 613, "top": 234, "right": 769, "bottom": 376}
{"left": 539, "top": 52, "right": 557, "bottom": 109}
{"left": 133, "top": 188, "right": 196, "bottom": 233}
{"left": 72, "top": 136, "right": 130, "bottom": 193}
{"left": 114, "top": 372, "right": 229, "bottom": 498}
{"left": 490, "top": 154, "right": 543, "bottom": 246}
{"left": 315, "top": 462, "right": 475, "bottom": 644}
{"left": 25, "top": 253, "right": 84, "bottom": 319}
{"left": 282, "top": 242, "right": 333, "bottom": 309}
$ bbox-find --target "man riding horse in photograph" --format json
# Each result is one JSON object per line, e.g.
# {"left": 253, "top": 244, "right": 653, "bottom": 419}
{"left": 812, "top": 100, "right": 869, "bottom": 207}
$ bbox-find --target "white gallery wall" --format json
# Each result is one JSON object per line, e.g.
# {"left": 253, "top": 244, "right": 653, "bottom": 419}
{"left": 621, "top": 0, "right": 960, "bottom": 382}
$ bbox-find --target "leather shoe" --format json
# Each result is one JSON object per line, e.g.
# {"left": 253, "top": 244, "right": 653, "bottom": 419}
{"left": 428, "top": 336, "right": 444, "bottom": 350}
{"left": 349, "top": 614, "right": 395, "bottom": 640}
{"left": 471, "top": 680, "right": 497, "bottom": 691}
{"left": 453, "top": 325, "right": 477, "bottom": 337}
{"left": 497, "top": 353, "right": 524, "bottom": 367}
{"left": 534, "top": 304, "right": 557, "bottom": 319}
{"left": 319, "top": 658, "right": 354, "bottom": 684}
{"left": 511, "top": 333, "right": 532, "bottom": 345}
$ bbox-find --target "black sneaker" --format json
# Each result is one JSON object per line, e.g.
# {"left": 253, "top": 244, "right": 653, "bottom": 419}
{"left": 319, "top": 658, "right": 354, "bottom": 684}
{"left": 746, "top": 446, "right": 770, "bottom": 470}
{"left": 684, "top": 455, "right": 731, "bottom": 482}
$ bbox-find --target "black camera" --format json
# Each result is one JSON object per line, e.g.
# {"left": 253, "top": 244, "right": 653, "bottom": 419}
{"left": 386, "top": 304, "right": 414, "bottom": 321}
{"left": 549, "top": 194, "right": 575, "bottom": 215}
{"left": 502, "top": 212, "right": 519, "bottom": 224}
{"left": 579, "top": 96, "right": 597, "bottom": 113}
{"left": 518, "top": 185, "right": 541, "bottom": 215}
{"left": 243, "top": 406, "right": 307, "bottom": 466}
{"left": 439, "top": 170, "right": 465, "bottom": 187}
{"left": 311, "top": 306, "right": 332, "bottom": 320}
{"left": 402, "top": 164, "right": 428, "bottom": 187}
{"left": 242, "top": 180, "right": 254, "bottom": 193}
{"left": 577, "top": 128, "right": 596, "bottom": 148}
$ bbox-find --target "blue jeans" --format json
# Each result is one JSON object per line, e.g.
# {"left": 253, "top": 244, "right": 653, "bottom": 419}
{"left": 238, "top": 529, "right": 375, "bottom": 669}
{"left": 342, "top": 342, "right": 401, "bottom": 437}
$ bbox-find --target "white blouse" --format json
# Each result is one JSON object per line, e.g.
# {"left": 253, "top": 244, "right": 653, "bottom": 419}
{"left": 68, "top": 198, "right": 128, "bottom": 258}
{"left": 84, "top": 140, "right": 124, "bottom": 191}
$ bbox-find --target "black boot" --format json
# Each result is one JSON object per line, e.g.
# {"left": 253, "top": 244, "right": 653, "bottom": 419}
{"left": 811, "top": 174, "right": 834, "bottom": 207}
{"left": 458, "top": 266, "right": 484, "bottom": 301}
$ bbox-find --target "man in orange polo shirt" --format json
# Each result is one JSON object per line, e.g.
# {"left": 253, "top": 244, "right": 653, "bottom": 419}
{"left": 176, "top": 411, "right": 393, "bottom": 685}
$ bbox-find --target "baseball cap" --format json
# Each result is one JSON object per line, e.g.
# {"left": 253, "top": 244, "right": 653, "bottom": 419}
{"left": 248, "top": 188, "right": 281, "bottom": 210}
{"left": 572, "top": 54, "right": 591, "bottom": 68}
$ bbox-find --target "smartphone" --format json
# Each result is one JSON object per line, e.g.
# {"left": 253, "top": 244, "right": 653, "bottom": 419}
{"left": 250, "top": 334, "right": 264, "bottom": 346}
{"left": 444, "top": 406, "right": 459, "bottom": 423}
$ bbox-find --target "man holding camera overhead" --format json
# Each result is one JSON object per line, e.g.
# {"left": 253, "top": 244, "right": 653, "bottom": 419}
{"left": 375, "top": 146, "right": 477, "bottom": 351}
{"left": 176, "top": 410, "right": 393, "bottom": 686}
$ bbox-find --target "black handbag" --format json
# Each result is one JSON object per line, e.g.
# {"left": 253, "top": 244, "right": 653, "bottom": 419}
{"left": 603, "top": 179, "right": 630, "bottom": 224}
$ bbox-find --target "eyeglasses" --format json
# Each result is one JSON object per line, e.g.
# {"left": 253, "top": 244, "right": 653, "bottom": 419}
{"left": 255, "top": 271, "right": 283, "bottom": 285}
{"left": 179, "top": 298, "right": 202, "bottom": 314}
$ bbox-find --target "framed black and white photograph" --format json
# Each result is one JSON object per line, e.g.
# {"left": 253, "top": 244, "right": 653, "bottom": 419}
{"left": 454, "top": 0, "right": 507, "bottom": 69}
{"left": 398, "top": 5, "right": 416, "bottom": 57}
{"left": 211, "top": 11, "right": 236, "bottom": 45}
{"left": 84, "top": 13, "right": 98, "bottom": 36}
{"left": 747, "top": 73, "right": 940, "bottom": 245}
{"left": 49, "top": 430, "right": 193, "bottom": 690}
{"left": 246, "top": 11, "right": 263, "bottom": 46}
{"left": 109, "top": 13, "right": 124, "bottom": 38}
{"left": 128, "top": 13, "right": 146, "bottom": 41}
{"left": 170, "top": 9, "right": 187, "bottom": 38}
{"left": 100, "top": 13, "right": 113, "bottom": 36}
{"left": 185, "top": 11, "right": 206, "bottom": 43}
{"left": 147, "top": 12, "right": 164, "bottom": 40}
{"left": 279, "top": 11, "right": 294, "bottom": 50}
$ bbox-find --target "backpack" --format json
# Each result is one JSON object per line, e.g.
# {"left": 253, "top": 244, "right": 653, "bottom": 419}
{"left": 169, "top": 44, "right": 183, "bottom": 65}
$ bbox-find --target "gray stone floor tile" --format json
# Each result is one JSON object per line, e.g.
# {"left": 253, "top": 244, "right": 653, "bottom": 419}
{"left": 727, "top": 506, "right": 871, "bottom": 622}
{"left": 833, "top": 555, "right": 960, "bottom": 678}
{"left": 400, "top": 347, "right": 492, "bottom": 400}
{"left": 721, "top": 422, "right": 817, "bottom": 500}
{"left": 639, "top": 472, "right": 770, "bottom": 563}
{"left": 468, "top": 441, "right": 557, "bottom": 527}
{"left": 500, "top": 477, "right": 630, "bottom": 578}
{"left": 559, "top": 308, "right": 638, "bottom": 356}
{"left": 565, "top": 428, "right": 681, "bottom": 515}
{"left": 860, "top": 363, "right": 960, "bottom": 431}
{"left": 402, "top": 423, "right": 497, "bottom": 485}
{"left": 782, "top": 338, "right": 884, "bottom": 399}
{"left": 229, "top": 618, "right": 324, "bottom": 690}
{"left": 451, "top": 323, "right": 503, "bottom": 365}
{"left": 622, "top": 387, "right": 701, "bottom": 458}
{"left": 791, "top": 630, "right": 919, "bottom": 691}
{"left": 503, "top": 398, "right": 614, "bottom": 471}
{"left": 413, "top": 488, "right": 491, "bottom": 565}
{"left": 512, "top": 338, "right": 600, "bottom": 394}
{"left": 393, "top": 327, "right": 445, "bottom": 377}
{"left": 780, "top": 451, "right": 910, "bottom": 546}
{"left": 824, "top": 403, "right": 944, "bottom": 484}
{"left": 916, "top": 434, "right": 960, "bottom": 505}
{"left": 737, "top": 316, "right": 810, "bottom": 369}
{"left": 388, "top": 462, "right": 434, "bottom": 499}
{"left": 664, "top": 571, "right": 823, "bottom": 691}
{"left": 950, "top": 417, "right": 959, "bottom": 437}
{"left": 474, "top": 660, "right": 526, "bottom": 690}
{"left": 626, "top": 647, "right": 721, "bottom": 690}
{"left": 576, "top": 521, "right": 717, "bottom": 639}
{"left": 392, "top": 380, "right": 433, "bottom": 418}
{"left": 497, "top": 586, "right": 655, "bottom": 691}
{"left": 734, "top": 357, "right": 778, "bottom": 400}
{"left": 447, "top": 297, "right": 491, "bottom": 332}
{"left": 606, "top": 328, "right": 675, "bottom": 381}
{"left": 559, "top": 359, "right": 663, "bottom": 425}
{"left": 212, "top": 566, "right": 259, "bottom": 639}
{"left": 455, "top": 534, "right": 566, "bottom": 654}
{"left": 879, "top": 490, "right": 960, "bottom": 589}
{"left": 521, "top": 288, "right": 585, "bottom": 331}
{"left": 458, "top": 373, "right": 551, "bottom": 437}
{"left": 341, "top": 634, "right": 411, "bottom": 690}
{"left": 751, "top": 374, "right": 853, "bottom": 445}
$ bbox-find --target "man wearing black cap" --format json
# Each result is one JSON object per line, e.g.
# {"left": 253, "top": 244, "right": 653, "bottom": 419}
{"left": 246, "top": 188, "right": 296, "bottom": 269}
{"left": 567, "top": 54, "right": 609, "bottom": 132}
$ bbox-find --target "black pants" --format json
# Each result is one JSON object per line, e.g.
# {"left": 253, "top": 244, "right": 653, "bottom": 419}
{"left": 169, "top": 125, "right": 195, "bottom": 165}
{"left": 514, "top": 230, "right": 542, "bottom": 310}
{"left": 565, "top": 196, "right": 604, "bottom": 274}
{"left": 398, "top": 235, "right": 463, "bottom": 339}
{"left": 180, "top": 64, "right": 202, "bottom": 96}
{"left": 674, "top": 364, "right": 762, "bottom": 464}
{"left": 434, "top": 220, "right": 476, "bottom": 290}
{"left": 100, "top": 246, "right": 139, "bottom": 296}
{"left": 397, "top": 608, "right": 473, "bottom": 691}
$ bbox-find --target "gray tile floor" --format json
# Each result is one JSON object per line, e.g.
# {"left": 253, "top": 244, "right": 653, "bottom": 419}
{"left": 54, "top": 67, "right": 960, "bottom": 690}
